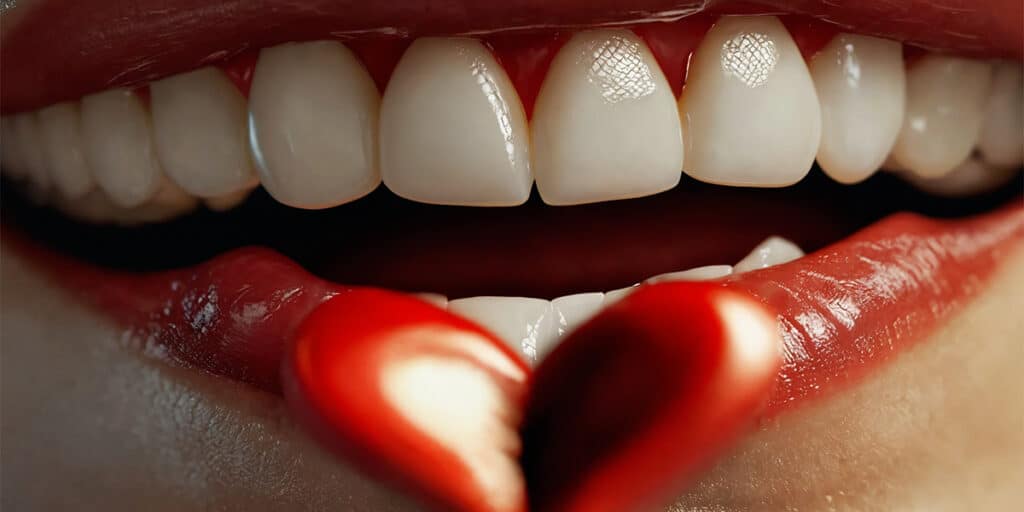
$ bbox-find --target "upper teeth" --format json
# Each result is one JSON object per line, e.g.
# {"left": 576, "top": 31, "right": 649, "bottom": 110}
{"left": 2, "top": 15, "right": 1021, "bottom": 223}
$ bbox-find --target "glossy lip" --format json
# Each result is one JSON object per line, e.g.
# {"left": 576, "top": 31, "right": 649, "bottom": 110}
{"left": 1, "top": 0, "right": 1022, "bottom": 113}
{"left": 7, "top": 203, "right": 1023, "bottom": 414}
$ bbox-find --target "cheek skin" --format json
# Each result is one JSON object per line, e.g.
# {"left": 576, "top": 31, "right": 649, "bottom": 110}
{"left": 2, "top": 241, "right": 1023, "bottom": 511}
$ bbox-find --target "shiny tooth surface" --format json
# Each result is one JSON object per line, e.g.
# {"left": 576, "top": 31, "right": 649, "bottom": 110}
{"left": 646, "top": 264, "right": 734, "bottom": 283}
{"left": 152, "top": 67, "right": 257, "bottom": 198}
{"left": 734, "top": 236, "right": 805, "bottom": 273}
{"left": 10, "top": 113, "right": 49, "bottom": 189}
{"left": 900, "top": 156, "right": 1020, "bottom": 198}
{"left": 551, "top": 292, "right": 605, "bottom": 339}
{"left": 414, "top": 293, "right": 449, "bottom": 309}
{"left": 381, "top": 37, "right": 532, "bottom": 206}
{"left": 37, "top": 102, "right": 95, "bottom": 199}
{"left": 250, "top": 41, "right": 381, "bottom": 209}
{"left": 977, "top": 61, "right": 1024, "bottom": 168}
{"left": 890, "top": 55, "right": 993, "bottom": 178}
{"left": 448, "top": 297, "right": 556, "bottom": 365}
{"left": 810, "top": 34, "right": 905, "bottom": 184}
{"left": 81, "top": 88, "right": 164, "bottom": 208}
{"left": 203, "top": 186, "right": 255, "bottom": 212}
{"left": 679, "top": 15, "right": 821, "bottom": 187}
{"left": 531, "top": 29, "right": 683, "bottom": 205}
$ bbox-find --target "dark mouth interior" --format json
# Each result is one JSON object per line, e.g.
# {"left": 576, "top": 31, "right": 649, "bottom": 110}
{"left": 4, "top": 167, "right": 1020, "bottom": 299}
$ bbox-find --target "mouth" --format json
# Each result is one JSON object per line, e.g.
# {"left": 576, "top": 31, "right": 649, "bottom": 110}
{"left": 2, "top": 0, "right": 1022, "bottom": 510}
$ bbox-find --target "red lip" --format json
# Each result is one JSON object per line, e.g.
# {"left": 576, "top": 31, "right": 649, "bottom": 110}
{"left": 8, "top": 203, "right": 1023, "bottom": 411}
{"left": 2, "top": 0, "right": 1021, "bottom": 113}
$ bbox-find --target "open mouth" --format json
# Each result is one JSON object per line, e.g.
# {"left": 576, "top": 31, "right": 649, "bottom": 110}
{"left": 2, "top": 0, "right": 1022, "bottom": 510}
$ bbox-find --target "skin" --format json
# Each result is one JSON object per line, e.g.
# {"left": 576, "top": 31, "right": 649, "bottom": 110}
{"left": 2, "top": 242, "right": 1023, "bottom": 511}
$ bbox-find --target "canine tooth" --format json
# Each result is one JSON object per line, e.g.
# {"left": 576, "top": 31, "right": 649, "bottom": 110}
{"left": 531, "top": 29, "right": 683, "bottom": 205}
{"left": 152, "top": 67, "right": 257, "bottom": 198}
{"left": 679, "top": 16, "right": 821, "bottom": 187}
{"left": 448, "top": 297, "right": 556, "bottom": 365}
{"left": 810, "top": 34, "right": 905, "bottom": 184}
{"left": 604, "top": 284, "right": 640, "bottom": 305}
{"left": 204, "top": 187, "right": 254, "bottom": 212}
{"left": 735, "top": 237, "right": 805, "bottom": 273}
{"left": 647, "top": 265, "right": 734, "bottom": 284}
{"left": 551, "top": 292, "right": 605, "bottom": 338}
{"left": 38, "top": 102, "right": 95, "bottom": 199}
{"left": 250, "top": 41, "right": 381, "bottom": 209}
{"left": 977, "top": 61, "right": 1024, "bottom": 168}
{"left": 890, "top": 55, "right": 993, "bottom": 178}
{"left": 900, "top": 156, "right": 1020, "bottom": 197}
{"left": 381, "top": 38, "right": 532, "bottom": 206}
{"left": 414, "top": 293, "right": 449, "bottom": 309}
{"left": 81, "top": 88, "right": 164, "bottom": 208}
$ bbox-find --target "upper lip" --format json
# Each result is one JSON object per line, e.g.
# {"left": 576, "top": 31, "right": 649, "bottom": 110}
{"left": 1, "top": 0, "right": 1022, "bottom": 113}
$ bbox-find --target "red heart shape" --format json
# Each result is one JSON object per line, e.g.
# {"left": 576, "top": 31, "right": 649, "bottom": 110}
{"left": 283, "top": 283, "right": 779, "bottom": 512}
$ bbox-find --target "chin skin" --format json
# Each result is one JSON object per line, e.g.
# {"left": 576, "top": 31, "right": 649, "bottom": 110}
{"left": 2, "top": 241, "right": 1023, "bottom": 511}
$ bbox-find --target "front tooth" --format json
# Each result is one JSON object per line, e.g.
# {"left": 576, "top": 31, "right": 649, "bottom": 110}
{"left": 900, "top": 156, "right": 1020, "bottom": 197}
{"left": 38, "top": 102, "right": 95, "bottom": 199}
{"left": 81, "top": 88, "right": 164, "bottom": 208}
{"left": 249, "top": 41, "right": 381, "bottom": 209}
{"left": 603, "top": 283, "right": 641, "bottom": 305}
{"left": 810, "top": 34, "right": 905, "bottom": 184}
{"left": 647, "top": 265, "right": 734, "bottom": 283}
{"left": 889, "top": 55, "right": 993, "bottom": 178}
{"left": 151, "top": 67, "right": 257, "bottom": 198}
{"left": 679, "top": 16, "right": 821, "bottom": 187}
{"left": 448, "top": 297, "right": 556, "bottom": 365}
{"left": 551, "top": 292, "right": 605, "bottom": 338}
{"left": 531, "top": 29, "right": 683, "bottom": 205}
{"left": 977, "top": 61, "right": 1024, "bottom": 168}
{"left": 380, "top": 38, "right": 532, "bottom": 206}
{"left": 734, "top": 236, "right": 805, "bottom": 273}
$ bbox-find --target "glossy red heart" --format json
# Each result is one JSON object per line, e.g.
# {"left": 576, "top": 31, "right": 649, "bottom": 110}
{"left": 283, "top": 283, "right": 780, "bottom": 512}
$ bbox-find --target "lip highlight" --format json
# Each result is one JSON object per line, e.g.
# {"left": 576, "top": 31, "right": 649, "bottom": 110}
{"left": 6, "top": 202, "right": 1022, "bottom": 413}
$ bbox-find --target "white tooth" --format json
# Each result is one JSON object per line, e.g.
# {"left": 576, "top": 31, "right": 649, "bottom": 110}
{"left": 249, "top": 41, "right": 381, "bottom": 209}
{"left": 414, "top": 293, "right": 449, "bottom": 309}
{"left": 734, "top": 236, "right": 805, "bottom": 273}
{"left": 531, "top": 29, "right": 683, "bottom": 205}
{"left": 448, "top": 297, "right": 556, "bottom": 365}
{"left": 647, "top": 264, "right": 734, "bottom": 284}
{"left": 603, "top": 283, "right": 641, "bottom": 305}
{"left": 679, "top": 16, "right": 821, "bottom": 187}
{"left": 54, "top": 188, "right": 120, "bottom": 224}
{"left": 204, "top": 186, "right": 255, "bottom": 212}
{"left": 551, "top": 292, "right": 605, "bottom": 339}
{"left": 381, "top": 37, "right": 532, "bottom": 206}
{"left": 151, "top": 67, "right": 257, "bottom": 198}
{"left": 977, "top": 61, "right": 1024, "bottom": 168}
{"left": 38, "top": 102, "right": 95, "bottom": 199}
{"left": 116, "top": 178, "right": 200, "bottom": 226}
{"left": 900, "top": 156, "right": 1020, "bottom": 197}
{"left": 9, "top": 113, "right": 49, "bottom": 190}
{"left": 810, "top": 34, "right": 905, "bottom": 184}
{"left": 81, "top": 88, "right": 164, "bottom": 208}
{"left": 890, "top": 55, "right": 993, "bottom": 178}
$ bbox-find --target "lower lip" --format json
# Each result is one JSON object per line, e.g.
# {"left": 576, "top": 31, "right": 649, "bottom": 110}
{"left": 6, "top": 202, "right": 1022, "bottom": 413}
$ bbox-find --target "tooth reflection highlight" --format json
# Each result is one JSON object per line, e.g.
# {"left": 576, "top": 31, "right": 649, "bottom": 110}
{"left": 734, "top": 236, "right": 805, "bottom": 273}
{"left": 448, "top": 297, "right": 556, "bottom": 365}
